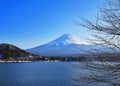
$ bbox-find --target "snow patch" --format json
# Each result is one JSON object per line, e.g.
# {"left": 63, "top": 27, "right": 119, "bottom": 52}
{"left": 45, "top": 34, "right": 88, "bottom": 46}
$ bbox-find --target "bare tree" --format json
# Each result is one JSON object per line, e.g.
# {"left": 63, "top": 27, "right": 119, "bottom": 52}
{"left": 74, "top": 0, "right": 120, "bottom": 86}
{"left": 76, "top": 0, "right": 120, "bottom": 48}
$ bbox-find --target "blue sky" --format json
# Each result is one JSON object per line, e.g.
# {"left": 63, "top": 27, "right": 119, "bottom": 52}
{"left": 0, "top": 0, "right": 104, "bottom": 49}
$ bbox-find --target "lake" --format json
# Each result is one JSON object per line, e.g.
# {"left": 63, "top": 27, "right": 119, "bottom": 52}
{"left": 0, "top": 62, "right": 76, "bottom": 86}
{"left": 0, "top": 62, "right": 111, "bottom": 86}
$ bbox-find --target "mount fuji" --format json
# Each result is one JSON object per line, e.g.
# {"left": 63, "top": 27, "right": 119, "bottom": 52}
{"left": 27, "top": 34, "right": 106, "bottom": 57}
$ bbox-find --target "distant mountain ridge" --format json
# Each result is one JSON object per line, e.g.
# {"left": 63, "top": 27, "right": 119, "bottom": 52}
{"left": 27, "top": 34, "right": 106, "bottom": 57}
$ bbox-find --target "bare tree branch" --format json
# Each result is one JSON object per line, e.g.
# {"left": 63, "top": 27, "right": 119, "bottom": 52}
{"left": 74, "top": 0, "right": 120, "bottom": 86}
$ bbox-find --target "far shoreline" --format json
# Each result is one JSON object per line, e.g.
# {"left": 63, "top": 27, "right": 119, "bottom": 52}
{"left": 0, "top": 60, "right": 77, "bottom": 63}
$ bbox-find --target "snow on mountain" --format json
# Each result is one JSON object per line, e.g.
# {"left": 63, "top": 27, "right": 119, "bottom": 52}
{"left": 45, "top": 34, "right": 88, "bottom": 46}
{"left": 27, "top": 34, "right": 106, "bottom": 57}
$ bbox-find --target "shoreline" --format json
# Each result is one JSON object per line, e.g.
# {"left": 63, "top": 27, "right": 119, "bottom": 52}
{"left": 0, "top": 60, "right": 78, "bottom": 63}
{"left": 0, "top": 60, "right": 62, "bottom": 63}
{"left": 0, "top": 60, "right": 31, "bottom": 63}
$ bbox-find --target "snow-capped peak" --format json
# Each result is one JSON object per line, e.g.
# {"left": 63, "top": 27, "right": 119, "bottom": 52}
{"left": 27, "top": 34, "right": 108, "bottom": 57}
{"left": 45, "top": 34, "right": 87, "bottom": 46}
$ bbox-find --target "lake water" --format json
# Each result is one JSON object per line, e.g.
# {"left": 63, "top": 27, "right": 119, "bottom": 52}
{"left": 0, "top": 62, "right": 111, "bottom": 86}
{"left": 0, "top": 62, "right": 75, "bottom": 86}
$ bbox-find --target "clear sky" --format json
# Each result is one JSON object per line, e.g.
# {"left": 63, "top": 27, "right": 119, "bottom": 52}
{"left": 0, "top": 0, "right": 104, "bottom": 49}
